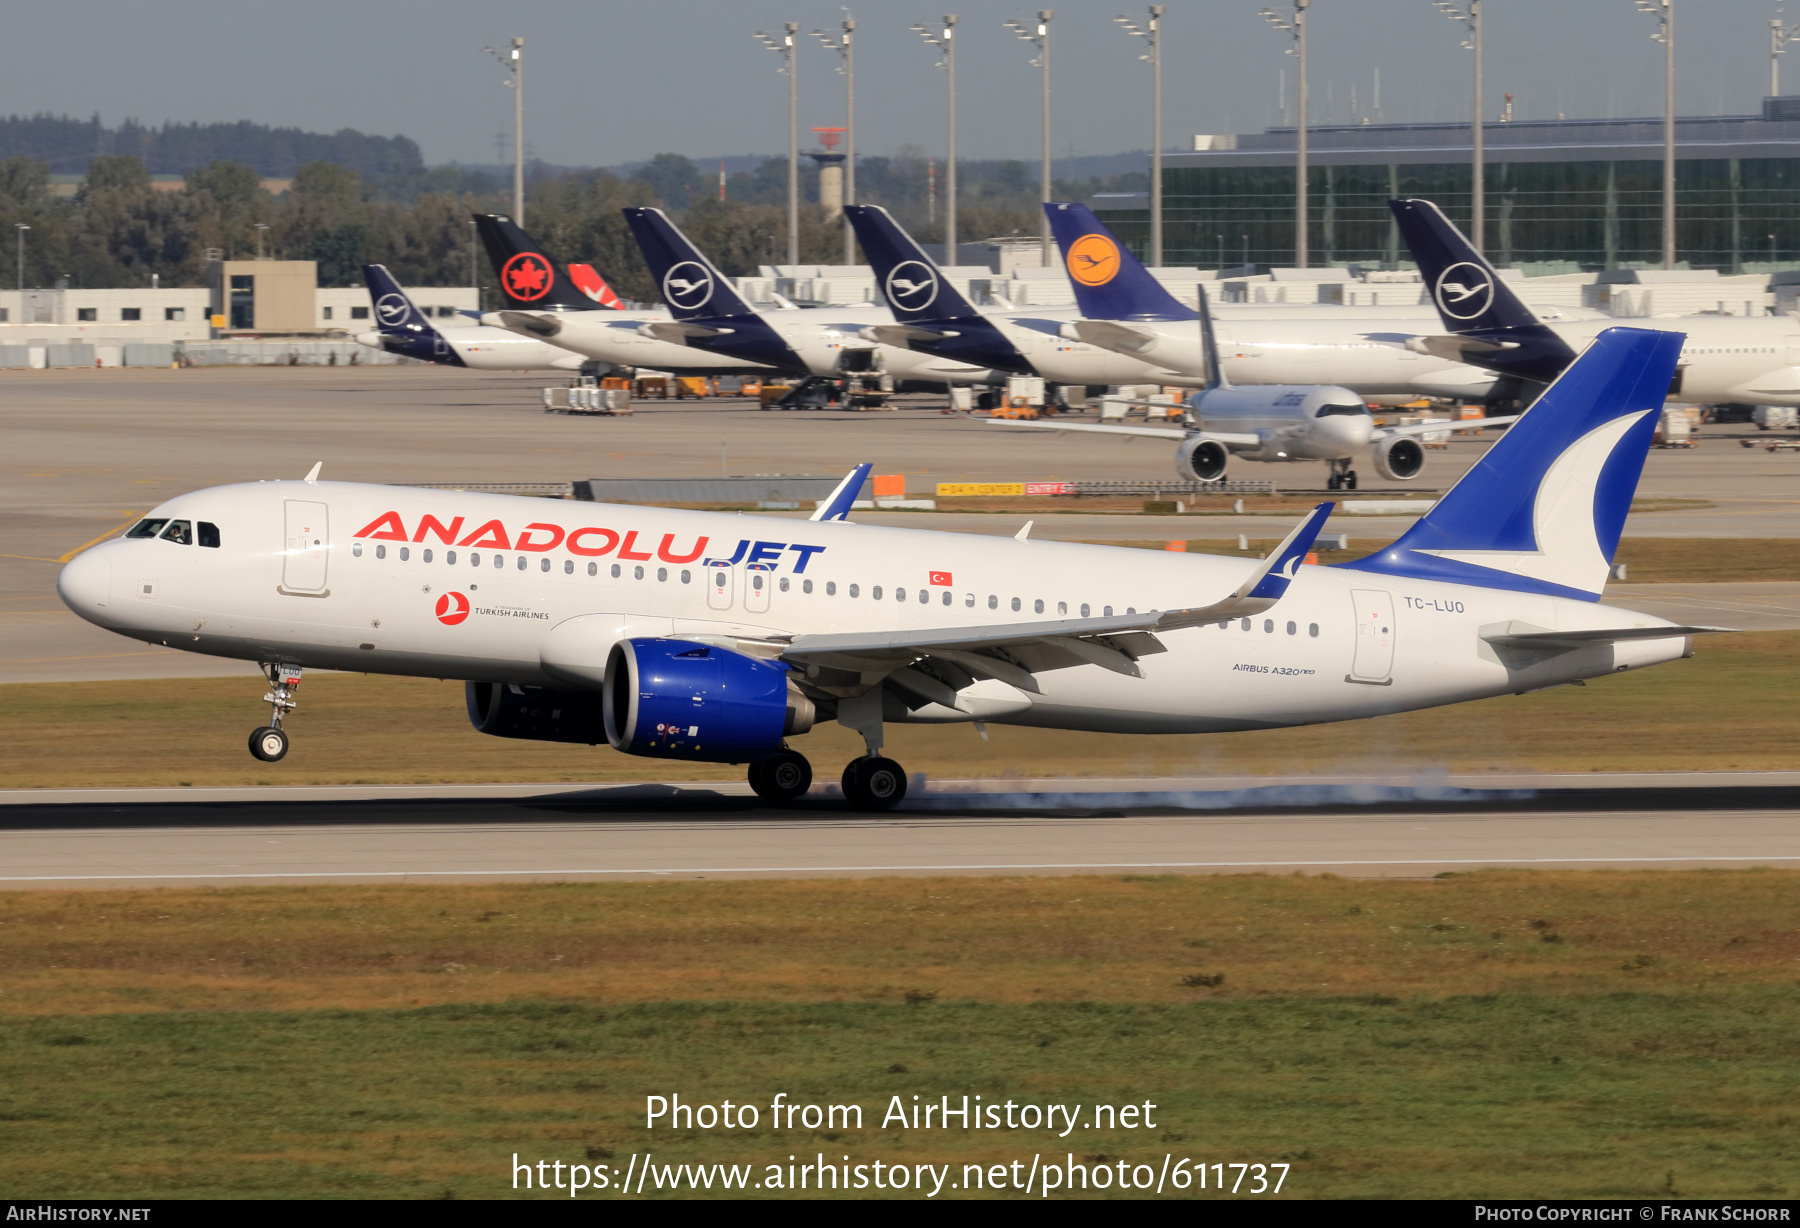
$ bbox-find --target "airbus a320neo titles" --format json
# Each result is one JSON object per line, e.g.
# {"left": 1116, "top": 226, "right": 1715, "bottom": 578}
{"left": 58, "top": 329, "right": 1721, "bottom": 810}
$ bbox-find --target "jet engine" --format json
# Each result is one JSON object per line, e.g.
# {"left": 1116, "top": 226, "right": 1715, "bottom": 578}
{"left": 466, "top": 681, "right": 610, "bottom": 744}
{"left": 1175, "top": 437, "right": 1229, "bottom": 483}
{"left": 1372, "top": 436, "right": 1426, "bottom": 481}
{"left": 602, "top": 638, "right": 815, "bottom": 763}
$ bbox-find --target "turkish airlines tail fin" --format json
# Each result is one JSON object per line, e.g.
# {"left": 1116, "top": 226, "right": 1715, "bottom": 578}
{"left": 1344, "top": 327, "right": 1680, "bottom": 601}
{"left": 473, "top": 214, "right": 602, "bottom": 312}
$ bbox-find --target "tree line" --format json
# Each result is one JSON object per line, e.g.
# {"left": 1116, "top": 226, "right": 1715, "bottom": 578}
{"left": 0, "top": 149, "right": 1147, "bottom": 302}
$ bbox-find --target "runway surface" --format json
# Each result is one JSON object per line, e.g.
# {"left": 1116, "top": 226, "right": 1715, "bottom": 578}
{"left": 4, "top": 772, "right": 1796, "bottom": 888}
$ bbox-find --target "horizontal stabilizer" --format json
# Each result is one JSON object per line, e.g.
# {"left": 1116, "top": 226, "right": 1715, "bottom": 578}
{"left": 1481, "top": 622, "right": 1734, "bottom": 649}
{"left": 495, "top": 310, "right": 561, "bottom": 338}
{"left": 1062, "top": 319, "right": 1161, "bottom": 353}
{"left": 861, "top": 323, "right": 961, "bottom": 347}
{"left": 1404, "top": 334, "right": 1521, "bottom": 362}
{"left": 639, "top": 320, "right": 734, "bottom": 342}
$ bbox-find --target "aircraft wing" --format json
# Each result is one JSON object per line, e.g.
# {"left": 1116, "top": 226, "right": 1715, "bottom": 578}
{"left": 1373, "top": 413, "right": 1520, "bottom": 440}
{"left": 1403, "top": 334, "right": 1522, "bottom": 363}
{"left": 495, "top": 310, "right": 563, "bottom": 338}
{"left": 860, "top": 324, "right": 961, "bottom": 347}
{"left": 781, "top": 504, "right": 1333, "bottom": 693}
{"left": 1061, "top": 319, "right": 1162, "bottom": 354}
{"left": 639, "top": 320, "right": 736, "bottom": 342}
{"left": 984, "top": 419, "right": 1263, "bottom": 448}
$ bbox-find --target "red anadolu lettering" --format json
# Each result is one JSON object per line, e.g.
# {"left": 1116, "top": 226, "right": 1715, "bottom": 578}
{"left": 514, "top": 522, "right": 566, "bottom": 552}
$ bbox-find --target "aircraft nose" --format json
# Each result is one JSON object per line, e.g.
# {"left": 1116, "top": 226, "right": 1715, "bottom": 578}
{"left": 57, "top": 545, "right": 113, "bottom": 625}
{"left": 1341, "top": 414, "right": 1375, "bottom": 448}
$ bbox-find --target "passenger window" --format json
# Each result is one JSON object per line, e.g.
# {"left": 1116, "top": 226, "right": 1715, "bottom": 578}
{"left": 588, "top": 562, "right": 598, "bottom": 576}
{"left": 1309, "top": 623, "right": 1319, "bottom": 637}
{"left": 353, "top": 542, "right": 363, "bottom": 558}
{"left": 803, "top": 579, "right": 813, "bottom": 594}
{"left": 873, "top": 586, "right": 883, "bottom": 600}
{"left": 198, "top": 522, "right": 221, "bottom": 548}
{"left": 748, "top": 573, "right": 758, "bottom": 590}
{"left": 965, "top": 593, "right": 974, "bottom": 607}
{"left": 634, "top": 566, "right": 645, "bottom": 580}
{"left": 1057, "top": 601, "right": 1067, "bottom": 615}
{"left": 467, "top": 553, "right": 477, "bottom": 566}
{"left": 374, "top": 544, "right": 385, "bottom": 560}
{"left": 1263, "top": 619, "right": 1274, "bottom": 633}
{"left": 681, "top": 570, "right": 691, "bottom": 584}
{"left": 611, "top": 564, "right": 621, "bottom": 578}
{"left": 1011, "top": 598, "right": 1021, "bottom": 612}
{"left": 399, "top": 546, "right": 409, "bottom": 561}
{"left": 1286, "top": 620, "right": 1297, "bottom": 635}
{"left": 563, "top": 559, "right": 573, "bottom": 574}
{"left": 849, "top": 584, "right": 859, "bottom": 598}
{"left": 1104, "top": 606, "right": 1112, "bottom": 617}
{"left": 895, "top": 588, "right": 905, "bottom": 602}
{"left": 513, "top": 556, "right": 523, "bottom": 570}
{"left": 540, "top": 558, "right": 550, "bottom": 572}
{"left": 779, "top": 576, "right": 790, "bottom": 592}
{"left": 1241, "top": 618, "right": 1252, "bottom": 631}
{"left": 1034, "top": 599, "right": 1044, "bottom": 614}
{"left": 126, "top": 518, "right": 169, "bottom": 539}
{"left": 941, "top": 591, "right": 950, "bottom": 605}
{"left": 159, "top": 520, "right": 193, "bottom": 545}
{"left": 988, "top": 595, "right": 998, "bottom": 609}
{"left": 1080, "top": 603, "right": 1090, "bottom": 617}
{"left": 447, "top": 550, "right": 457, "bottom": 564}
{"left": 425, "top": 549, "right": 434, "bottom": 563}
{"left": 658, "top": 567, "right": 668, "bottom": 582}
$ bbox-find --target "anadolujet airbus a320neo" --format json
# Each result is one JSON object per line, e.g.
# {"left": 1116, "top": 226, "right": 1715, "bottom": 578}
{"left": 59, "top": 329, "right": 1722, "bottom": 810}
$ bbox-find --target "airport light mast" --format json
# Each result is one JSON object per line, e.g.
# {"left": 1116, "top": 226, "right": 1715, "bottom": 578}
{"left": 1775, "top": 18, "right": 1800, "bottom": 95}
{"left": 1114, "top": 7, "right": 1164, "bottom": 268}
{"left": 1633, "top": 0, "right": 1676, "bottom": 270}
{"left": 1260, "top": 1, "right": 1308, "bottom": 269}
{"left": 483, "top": 38, "right": 525, "bottom": 225}
{"left": 755, "top": 24, "right": 802, "bottom": 266}
{"left": 15, "top": 224, "right": 27, "bottom": 292}
{"left": 911, "top": 16, "right": 959, "bottom": 261}
{"left": 1432, "top": 2, "right": 1484, "bottom": 255}
{"left": 1004, "top": 11, "right": 1054, "bottom": 267}
{"left": 814, "top": 17, "right": 858, "bottom": 265}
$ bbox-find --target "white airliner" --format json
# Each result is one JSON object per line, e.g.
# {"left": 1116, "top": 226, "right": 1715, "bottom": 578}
{"left": 354, "top": 265, "right": 590, "bottom": 371}
{"left": 991, "top": 285, "right": 1519, "bottom": 490}
{"left": 58, "top": 329, "right": 1717, "bottom": 811}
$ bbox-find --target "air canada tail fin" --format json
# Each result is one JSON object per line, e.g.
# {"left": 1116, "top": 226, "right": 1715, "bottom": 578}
{"left": 1343, "top": 327, "right": 1680, "bottom": 601}
{"left": 1043, "top": 202, "right": 1196, "bottom": 323}
{"left": 1390, "top": 198, "right": 1544, "bottom": 334}
{"left": 843, "top": 205, "right": 984, "bottom": 323}
{"left": 621, "top": 207, "right": 759, "bottom": 320}
{"left": 473, "top": 214, "right": 601, "bottom": 312}
{"left": 362, "top": 264, "right": 435, "bottom": 335}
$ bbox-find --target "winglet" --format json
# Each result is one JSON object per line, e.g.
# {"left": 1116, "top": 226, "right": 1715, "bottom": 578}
{"left": 1237, "top": 502, "right": 1334, "bottom": 600}
{"left": 1015, "top": 520, "right": 1034, "bottom": 542}
{"left": 303, "top": 462, "right": 322, "bottom": 484}
{"left": 809, "top": 463, "right": 873, "bottom": 522}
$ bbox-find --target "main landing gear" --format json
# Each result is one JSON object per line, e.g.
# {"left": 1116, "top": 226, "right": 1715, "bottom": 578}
{"left": 248, "top": 662, "right": 302, "bottom": 762}
{"left": 1326, "top": 459, "right": 1359, "bottom": 491}
{"left": 747, "top": 749, "right": 813, "bottom": 803}
{"left": 841, "top": 756, "right": 908, "bottom": 811}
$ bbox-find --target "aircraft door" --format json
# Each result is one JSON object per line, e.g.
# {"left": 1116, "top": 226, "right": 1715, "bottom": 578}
{"left": 282, "top": 500, "right": 330, "bottom": 593}
{"left": 744, "top": 563, "right": 773, "bottom": 613}
{"left": 1348, "top": 589, "right": 1395, "bottom": 683}
{"left": 706, "top": 561, "right": 734, "bottom": 610}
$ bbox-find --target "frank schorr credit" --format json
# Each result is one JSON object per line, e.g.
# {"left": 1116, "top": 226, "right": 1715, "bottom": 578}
{"left": 1474, "top": 1208, "right": 1794, "bottom": 1222}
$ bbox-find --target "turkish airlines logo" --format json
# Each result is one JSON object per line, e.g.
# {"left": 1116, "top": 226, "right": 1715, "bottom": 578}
{"left": 435, "top": 591, "right": 470, "bottom": 625}
{"left": 375, "top": 293, "right": 410, "bottom": 325}
{"left": 501, "top": 252, "right": 555, "bottom": 302}
{"left": 1433, "top": 262, "right": 1495, "bottom": 321}
{"left": 662, "top": 261, "right": 715, "bottom": 311}
{"left": 884, "top": 261, "right": 939, "bottom": 312}
{"left": 1066, "top": 234, "right": 1120, "bottom": 287}
{"left": 929, "top": 570, "right": 953, "bottom": 586}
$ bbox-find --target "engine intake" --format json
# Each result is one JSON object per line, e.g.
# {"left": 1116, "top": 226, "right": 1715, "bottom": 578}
{"left": 602, "top": 638, "right": 814, "bottom": 763}
{"left": 1373, "top": 436, "right": 1426, "bottom": 481}
{"left": 1175, "top": 437, "right": 1229, "bottom": 483}
{"left": 465, "top": 681, "right": 610, "bottom": 744}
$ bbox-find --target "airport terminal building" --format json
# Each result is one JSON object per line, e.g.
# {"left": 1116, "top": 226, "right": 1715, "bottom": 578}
{"left": 1095, "top": 98, "right": 1800, "bottom": 274}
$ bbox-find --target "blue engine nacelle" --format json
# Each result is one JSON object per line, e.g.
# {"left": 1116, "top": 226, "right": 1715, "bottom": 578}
{"left": 602, "top": 638, "right": 815, "bottom": 763}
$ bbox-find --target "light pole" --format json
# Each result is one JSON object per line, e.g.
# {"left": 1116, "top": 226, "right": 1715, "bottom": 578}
{"left": 814, "top": 17, "right": 857, "bottom": 265}
{"left": 1433, "top": 2, "right": 1483, "bottom": 254}
{"left": 253, "top": 223, "right": 269, "bottom": 260}
{"left": 16, "top": 224, "right": 28, "bottom": 292}
{"left": 912, "top": 16, "right": 959, "bottom": 260}
{"left": 1115, "top": 8, "right": 1165, "bottom": 267}
{"left": 755, "top": 24, "right": 801, "bottom": 266}
{"left": 1633, "top": 0, "right": 1675, "bottom": 270}
{"left": 1260, "top": 2, "right": 1308, "bottom": 268}
{"left": 1775, "top": 18, "right": 1799, "bottom": 96}
{"left": 1005, "top": 11, "right": 1054, "bottom": 266}
{"left": 483, "top": 38, "right": 525, "bottom": 223}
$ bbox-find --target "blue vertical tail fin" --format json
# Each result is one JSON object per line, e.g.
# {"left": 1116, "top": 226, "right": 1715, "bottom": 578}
{"left": 1391, "top": 198, "right": 1548, "bottom": 334}
{"left": 359, "top": 265, "right": 461, "bottom": 366}
{"left": 1043, "top": 202, "right": 1196, "bottom": 322}
{"left": 473, "top": 214, "right": 601, "bottom": 312}
{"left": 843, "top": 205, "right": 985, "bottom": 323}
{"left": 1343, "top": 327, "right": 1681, "bottom": 601}
{"left": 621, "top": 208, "right": 759, "bottom": 321}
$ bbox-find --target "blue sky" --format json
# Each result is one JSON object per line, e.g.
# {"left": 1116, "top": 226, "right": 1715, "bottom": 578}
{"left": 1, "top": 1, "right": 1786, "bottom": 167}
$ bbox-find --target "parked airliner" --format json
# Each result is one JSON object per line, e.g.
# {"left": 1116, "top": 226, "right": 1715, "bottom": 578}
{"left": 57, "top": 329, "right": 1714, "bottom": 810}
{"left": 353, "top": 265, "right": 589, "bottom": 371}
{"left": 1393, "top": 197, "right": 1800, "bottom": 406}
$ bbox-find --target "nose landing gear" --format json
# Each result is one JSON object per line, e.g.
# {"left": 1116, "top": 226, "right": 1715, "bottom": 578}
{"left": 1326, "top": 459, "right": 1358, "bottom": 491}
{"left": 248, "top": 662, "right": 302, "bottom": 762}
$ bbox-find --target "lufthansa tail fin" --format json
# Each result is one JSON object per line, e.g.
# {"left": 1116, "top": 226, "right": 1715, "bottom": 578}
{"left": 473, "top": 214, "right": 602, "bottom": 312}
{"left": 1342, "top": 327, "right": 1680, "bottom": 601}
{"left": 362, "top": 264, "right": 436, "bottom": 335}
{"left": 1043, "top": 202, "right": 1196, "bottom": 323}
{"left": 621, "top": 208, "right": 759, "bottom": 320}
{"left": 1391, "top": 198, "right": 1546, "bottom": 334}
{"left": 844, "top": 205, "right": 986, "bottom": 323}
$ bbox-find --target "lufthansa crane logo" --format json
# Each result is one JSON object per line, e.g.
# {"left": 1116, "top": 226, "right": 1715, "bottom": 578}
{"left": 1433, "top": 262, "right": 1495, "bottom": 321}
{"left": 501, "top": 252, "right": 555, "bottom": 302}
{"left": 1066, "top": 234, "right": 1121, "bottom": 286}
{"left": 662, "top": 261, "right": 715, "bottom": 311}
{"left": 434, "top": 591, "right": 470, "bottom": 625}
{"left": 884, "top": 261, "right": 940, "bottom": 312}
{"left": 374, "top": 294, "right": 410, "bottom": 325}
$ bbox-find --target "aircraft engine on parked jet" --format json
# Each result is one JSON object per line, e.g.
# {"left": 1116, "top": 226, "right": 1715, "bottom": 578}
{"left": 1373, "top": 436, "right": 1426, "bottom": 481}
{"left": 1175, "top": 437, "right": 1230, "bottom": 483}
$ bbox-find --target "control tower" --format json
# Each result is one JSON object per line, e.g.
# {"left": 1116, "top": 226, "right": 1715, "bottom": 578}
{"left": 806, "top": 127, "right": 848, "bottom": 223}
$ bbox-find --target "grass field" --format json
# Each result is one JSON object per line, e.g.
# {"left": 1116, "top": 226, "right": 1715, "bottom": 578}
{"left": 2, "top": 629, "right": 1794, "bottom": 789}
{"left": 1, "top": 872, "right": 1795, "bottom": 1199}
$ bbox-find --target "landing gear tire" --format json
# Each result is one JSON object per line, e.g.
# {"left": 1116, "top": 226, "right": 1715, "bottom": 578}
{"left": 1344, "top": 470, "right": 1358, "bottom": 490}
{"left": 1327, "top": 473, "right": 1342, "bottom": 491}
{"left": 249, "top": 726, "right": 289, "bottom": 762}
{"left": 841, "top": 756, "right": 908, "bottom": 812}
{"left": 748, "top": 751, "right": 813, "bottom": 803}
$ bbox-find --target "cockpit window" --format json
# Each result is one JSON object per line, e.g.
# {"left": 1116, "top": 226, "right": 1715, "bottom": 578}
{"left": 159, "top": 520, "right": 194, "bottom": 545}
{"left": 1315, "top": 402, "right": 1371, "bottom": 418}
{"left": 125, "top": 518, "right": 169, "bottom": 539}
{"left": 198, "top": 522, "right": 221, "bottom": 548}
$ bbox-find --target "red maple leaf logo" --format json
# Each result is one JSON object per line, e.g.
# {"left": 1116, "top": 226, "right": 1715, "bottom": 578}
{"left": 501, "top": 253, "right": 552, "bottom": 301}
